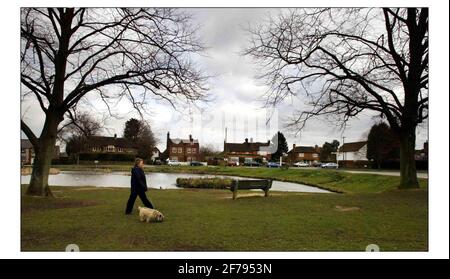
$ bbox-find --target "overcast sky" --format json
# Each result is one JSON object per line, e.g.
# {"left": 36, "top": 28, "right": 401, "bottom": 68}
{"left": 21, "top": 8, "right": 428, "bottom": 152}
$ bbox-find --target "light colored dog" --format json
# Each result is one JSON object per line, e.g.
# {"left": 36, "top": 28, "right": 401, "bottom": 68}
{"left": 138, "top": 206, "right": 164, "bottom": 223}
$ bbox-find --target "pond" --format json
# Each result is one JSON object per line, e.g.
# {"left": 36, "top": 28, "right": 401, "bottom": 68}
{"left": 21, "top": 171, "right": 331, "bottom": 193}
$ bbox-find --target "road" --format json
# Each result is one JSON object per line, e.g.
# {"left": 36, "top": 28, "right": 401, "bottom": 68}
{"left": 342, "top": 170, "right": 428, "bottom": 179}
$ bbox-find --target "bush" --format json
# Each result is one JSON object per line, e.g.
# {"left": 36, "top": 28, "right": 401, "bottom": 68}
{"left": 369, "top": 160, "right": 428, "bottom": 170}
{"left": 51, "top": 157, "right": 74, "bottom": 165}
{"left": 176, "top": 177, "right": 233, "bottom": 189}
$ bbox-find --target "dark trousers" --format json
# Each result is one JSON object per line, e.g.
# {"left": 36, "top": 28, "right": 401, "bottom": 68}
{"left": 125, "top": 191, "right": 154, "bottom": 214}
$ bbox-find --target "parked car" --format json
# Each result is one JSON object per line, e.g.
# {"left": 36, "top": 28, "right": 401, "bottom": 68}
{"left": 293, "top": 162, "right": 309, "bottom": 167}
{"left": 321, "top": 162, "right": 338, "bottom": 169}
{"left": 153, "top": 159, "right": 162, "bottom": 165}
{"left": 227, "top": 161, "right": 238, "bottom": 167}
{"left": 167, "top": 159, "right": 181, "bottom": 166}
{"left": 267, "top": 162, "right": 280, "bottom": 168}
{"left": 311, "top": 161, "right": 323, "bottom": 167}
{"left": 243, "top": 161, "right": 262, "bottom": 167}
{"left": 190, "top": 161, "right": 203, "bottom": 166}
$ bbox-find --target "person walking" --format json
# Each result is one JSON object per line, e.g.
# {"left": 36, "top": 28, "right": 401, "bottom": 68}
{"left": 125, "top": 158, "right": 154, "bottom": 214}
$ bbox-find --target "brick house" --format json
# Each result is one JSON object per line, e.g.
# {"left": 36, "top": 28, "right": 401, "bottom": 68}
{"left": 85, "top": 134, "right": 138, "bottom": 154}
{"left": 415, "top": 141, "right": 428, "bottom": 161}
{"left": 223, "top": 138, "right": 271, "bottom": 164}
{"left": 21, "top": 139, "right": 60, "bottom": 165}
{"left": 338, "top": 141, "right": 369, "bottom": 168}
{"left": 162, "top": 132, "right": 200, "bottom": 162}
{"left": 287, "top": 144, "right": 320, "bottom": 164}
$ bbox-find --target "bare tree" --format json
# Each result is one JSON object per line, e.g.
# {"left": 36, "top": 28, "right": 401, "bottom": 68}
{"left": 21, "top": 8, "right": 208, "bottom": 196}
{"left": 59, "top": 110, "right": 105, "bottom": 164}
{"left": 199, "top": 144, "right": 221, "bottom": 161}
{"left": 58, "top": 110, "right": 105, "bottom": 140}
{"left": 244, "top": 8, "right": 428, "bottom": 188}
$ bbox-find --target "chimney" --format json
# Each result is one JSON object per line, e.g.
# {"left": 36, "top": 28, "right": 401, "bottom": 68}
{"left": 166, "top": 131, "right": 170, "bottom": 147}
{"left": 189, "top": 134, "right": 193, "bottom": 141}
{"left": 293, "top": 144, "right": 296, "bottom": 149}
{"left": 114, "top": 133, "right": 117, "bottom": 139}
{"left": 250, "top": 137, "right": 253, "bottom": 143}
{"left": 245, "top": 138, "right": 248, "bottom": 143}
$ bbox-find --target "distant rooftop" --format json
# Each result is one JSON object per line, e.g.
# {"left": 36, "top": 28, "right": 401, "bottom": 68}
{"left": 339, "top": 141, "right": 367, "bottom": 152}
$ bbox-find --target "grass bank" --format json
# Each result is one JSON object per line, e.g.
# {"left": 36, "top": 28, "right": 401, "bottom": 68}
{"left": 53, "top": 164, "right": 428, "bottom": 193}
{"left": 21, "top": 185, "right": 428, "bottom": 251}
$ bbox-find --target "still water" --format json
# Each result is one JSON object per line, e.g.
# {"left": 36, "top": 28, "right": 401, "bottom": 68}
{"left": 21, "top": 171, "right": 331, "bottom": 193}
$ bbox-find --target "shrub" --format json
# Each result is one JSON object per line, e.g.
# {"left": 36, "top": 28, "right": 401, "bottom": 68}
{"left": 176, "top": 177, "right": 233, "bottom": 189}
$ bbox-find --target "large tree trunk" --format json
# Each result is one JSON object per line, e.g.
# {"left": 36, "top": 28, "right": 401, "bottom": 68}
{"left": 26, "top": 113, "right": 61, "bottom": 197}
{"left": 398, "top": 129, "right": 419, "bottom": 189}
{"left": 25, "top": 10, "right": 73, "bottom": 196}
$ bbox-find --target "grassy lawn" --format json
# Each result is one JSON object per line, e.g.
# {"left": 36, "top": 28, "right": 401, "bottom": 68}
{"left": 53, "top": 164, "right": 428, "bottom": 193}
{"left": 21, "top": 184, "right": 428, "bottom": 251}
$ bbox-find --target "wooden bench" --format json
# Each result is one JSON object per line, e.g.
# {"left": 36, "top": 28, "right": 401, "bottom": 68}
{"left": 229, "top": 179, "right": 273, "bottom": 200}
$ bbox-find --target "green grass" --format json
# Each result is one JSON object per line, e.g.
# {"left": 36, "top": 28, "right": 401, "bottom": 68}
{"left": 21, "top": 185, "right": 428, "bottom": 251}
{"left": 53, "top": 164, "right": 428, "bottom": 193}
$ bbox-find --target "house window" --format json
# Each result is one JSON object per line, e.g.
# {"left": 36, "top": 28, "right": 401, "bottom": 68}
{"left": 298, "top": 153, "right": 304, "bottom": 158}
{"left": 313, "top": 154, "right": 318, "bottom": 158}
{"left": 186, "top": 148, "right": 191, "bottom": 154}
{"left": 178, "top": 147, "right": 183, "bottom": 153}
{"left": 117, "top": 147, "right": 123, "bottom": 152}
{"left": 191, "top": 148, "right": 196, "bottom": 153}
{"left": 172, "top": 147, "right": 177, "bottom": 154}
{"left": 107, "top": 145, "right": 115, "bottom": 152}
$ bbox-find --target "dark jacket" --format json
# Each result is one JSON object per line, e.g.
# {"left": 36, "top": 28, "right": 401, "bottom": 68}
{"left": 130, "top": 166, "right": 148, "bottom": 193}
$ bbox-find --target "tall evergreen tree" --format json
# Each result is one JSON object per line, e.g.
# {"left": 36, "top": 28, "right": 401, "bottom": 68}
{"left": 270, "top": 131, "right": 289, "bottom": 162}
{"left": 123, "top": 118, "right": 156, "bottom": 159}
{"left": 319, "top": 140, "right": 340, "bottom": 162}
{"left": 367, "top": 122, "right": 400, "bottom": 169}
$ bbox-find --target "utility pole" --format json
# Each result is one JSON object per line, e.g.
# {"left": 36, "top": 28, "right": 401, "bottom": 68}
{"left": 342, "top": 136, "right": 346, "bottom": 167}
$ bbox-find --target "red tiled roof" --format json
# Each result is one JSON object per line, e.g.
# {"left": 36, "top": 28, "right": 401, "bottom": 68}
{"left": 339, "top": 141, "right": 367, "bottom": 152}
{"left": 21, "top": 139, "right": 33, "bottom": 149}
{"left": 224, "top": 141, "right": 270, "bottom": 153}
{"left": 288, "top": 146, "right": 318, "bottom": 153}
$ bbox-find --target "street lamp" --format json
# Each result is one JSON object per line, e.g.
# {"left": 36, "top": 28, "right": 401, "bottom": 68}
{"left": 280, "top": 152, "right": 287, "bottom": 168}
{"left": 331, "top": 152, "right": 339, "bottom": 169}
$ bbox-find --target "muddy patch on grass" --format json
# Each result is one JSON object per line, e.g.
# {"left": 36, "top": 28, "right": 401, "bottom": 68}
{"left": 71, "top": 187, "right": 122, "bottom": 191}
{"left": 334, "top": 205, "right": 361, "bottom": 212}
{"left": 219, "top": 192, "right": 301, "bottom": 199}
{"left": 21, "top": 197, "right": 100, "bottom": 214}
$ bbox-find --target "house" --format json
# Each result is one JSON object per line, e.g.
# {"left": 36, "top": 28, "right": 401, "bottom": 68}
{"left": 338, "top": 141, "right": 368, "bottom": 168}
{"left": 223, "top": 138, "right": 271, "bottom": 164}
{"left": 162, "top": 132, "right": 200, "bottom": 162}
{"left": 150, "top": 147, "right": 161, "bottom": 162}
{"left": 287, "top": 144, "right": 320, "bottom": 164}
{"left": 85, "top": 134, "right": 138, "bottom": 154}
{"left": 415, "top": 141, "right": 428, "bottom": 161}
{"left": 21, "top": 139, "right": 60, "bottom": 165}
{"left": 21, "top": 139, "right": 34, "bottom": 165}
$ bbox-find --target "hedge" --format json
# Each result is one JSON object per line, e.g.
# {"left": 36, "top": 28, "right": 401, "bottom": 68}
{"left": 176, "top": 177, "right": 233, "bottom": 189}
